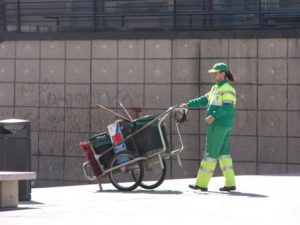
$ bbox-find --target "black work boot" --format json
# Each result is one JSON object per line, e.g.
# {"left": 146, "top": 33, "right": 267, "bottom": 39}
{"left": 219, "top": 186, "right": 236, "bottom": 192}
{"left": 188, "top": 184, "right": 208, "bottom": 192}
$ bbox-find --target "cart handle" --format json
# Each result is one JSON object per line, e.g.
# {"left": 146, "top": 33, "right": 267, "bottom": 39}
{"left": 95, "top": 105, "right": 188, "bottom": 159}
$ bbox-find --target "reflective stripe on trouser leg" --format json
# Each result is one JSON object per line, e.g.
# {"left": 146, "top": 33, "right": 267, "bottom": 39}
{"left": 219, "top": 156, "right": 235, "bottom": 187}
{"left": 196, "top": 159, "right": 217, "bottom": 188}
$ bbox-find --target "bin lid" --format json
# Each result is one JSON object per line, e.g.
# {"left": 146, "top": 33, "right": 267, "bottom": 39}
{"left": 0, "top": 119, "right": 30, "bottom": 124}
{"left": 89, "top": 132, "right": 112, "bottom": 147}
{"left": 134, "top": 114, "right": 159, "bottom": 126}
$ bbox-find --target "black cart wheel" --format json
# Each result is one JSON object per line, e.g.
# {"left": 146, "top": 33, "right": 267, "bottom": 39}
{"left": 108, "top": 151, "right": 144, "bottom": 192}
{"left": 133, "top": 157, "right": 167, "bottom": 190}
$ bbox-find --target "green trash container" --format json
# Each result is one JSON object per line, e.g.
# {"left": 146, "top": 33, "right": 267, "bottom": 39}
{"left": 126, "top": 114, "right": 169, "bottom": 155}
{"left": 89, "top": 133, "right": 114, "bottom": 169}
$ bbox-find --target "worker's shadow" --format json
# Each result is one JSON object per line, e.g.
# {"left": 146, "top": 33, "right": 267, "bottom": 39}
{"left": 194, "top": 190, "right": 268, "bottom": 198}
{"left": 96, "top": 189, "right": 183, "bottom": 195}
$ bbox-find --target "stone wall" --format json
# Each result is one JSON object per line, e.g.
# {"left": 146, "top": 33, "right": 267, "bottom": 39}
{"left": 0, "top": 39, "right": 299, "bottom": 187}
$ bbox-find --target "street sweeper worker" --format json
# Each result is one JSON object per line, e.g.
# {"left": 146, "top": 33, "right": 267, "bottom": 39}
{"left": 181, "top": 62, "right": 237, "bottom": 192}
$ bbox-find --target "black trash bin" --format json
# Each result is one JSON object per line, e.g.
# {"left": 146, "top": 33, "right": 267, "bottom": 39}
{"left": 122, "top": 115, "right": 169, "bottom": 156}
{"left": 0, "top": 119, "right": 32, "bottom": 201}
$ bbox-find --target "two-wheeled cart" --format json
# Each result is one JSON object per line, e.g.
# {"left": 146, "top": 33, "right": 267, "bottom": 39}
{"left": 80, "top": 104, "right": 188, "bottom": 191}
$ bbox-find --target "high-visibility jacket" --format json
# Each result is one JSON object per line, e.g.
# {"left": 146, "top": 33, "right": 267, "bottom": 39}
{"left": 187, "top": 79, "right": 236, "bottom": 128}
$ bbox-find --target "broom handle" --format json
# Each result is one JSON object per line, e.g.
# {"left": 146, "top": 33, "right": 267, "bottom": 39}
{"left": 96, "top": 104, "right": 131, "bottom": 121}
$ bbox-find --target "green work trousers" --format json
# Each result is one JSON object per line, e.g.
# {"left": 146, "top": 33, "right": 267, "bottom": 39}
{"left": 205, "top": 123, "right": 232, "bottom": 159}
{"left": 195, "top": 123, "right": 236, "bottom": 188}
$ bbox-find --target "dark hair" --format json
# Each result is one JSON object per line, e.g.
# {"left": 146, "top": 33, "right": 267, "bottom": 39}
{"left": 225, "top": 71, "right": 236, "bottom": 83}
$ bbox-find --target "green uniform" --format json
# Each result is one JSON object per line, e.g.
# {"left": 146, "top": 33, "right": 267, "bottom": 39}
{"left": 187, "top": 79, "right": 236, "bottom": 189}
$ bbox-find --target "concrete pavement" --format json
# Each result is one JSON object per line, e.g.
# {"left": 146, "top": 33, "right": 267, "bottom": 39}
{"left": 1, "top": 175, "right": 300, "bottom": 225}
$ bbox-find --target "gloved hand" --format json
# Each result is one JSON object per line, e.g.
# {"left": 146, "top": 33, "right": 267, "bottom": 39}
{"left": 174, "top": 108, "right": 188, "bottom": 124}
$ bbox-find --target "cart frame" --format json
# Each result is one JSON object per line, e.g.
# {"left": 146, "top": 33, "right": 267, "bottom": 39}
{"left": 82, "top": 104, "right": 187, "bottom": 191}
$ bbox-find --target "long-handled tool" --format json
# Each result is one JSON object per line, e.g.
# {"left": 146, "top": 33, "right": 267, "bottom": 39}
{"left": 96, "top": 104, "right": 131, "bottom": 121}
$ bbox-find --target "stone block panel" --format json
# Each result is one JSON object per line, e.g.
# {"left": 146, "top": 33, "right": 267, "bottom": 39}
{"left": 288, "top": 39, "right": 300, "bottom": 57}
{"left": 258, "top": 137, "right": 287, "bottom": 163}
{"left": 15, "top": 107, "right": 39, "bottom": 131}
{"left": 173, "top": 39, "right": 200, "bottom": 58}
{"left": 145, "top": 40, "right": 171, "bottom": 59}
{"left": 31, "top": 155, "right": 38, "bottom": 179}
{"left": 258, "top": 39, "right": 287, "bottom": 58}
{"left": 201, "top": 39, "right": 228, "bottom": 58}
{"left": 288, "top": 85, "right": 300, "bottom": 110}
{"left": 145, "top": 59, "right": 171, "bottom": 83}
{"left": 16, "top": 60, "right": 39, "bottom": 82}
{"left": 66, "top": 41, "right": 90, "bottom": 59}
{"left": 258, "top": 163, "right": 287, "bottom": 175}
{"left": 288, "top": 164, "right": 300, "bottom": 174}
{"left": 0, "top": 41, "right": 15, "bottom": 58}
{"left": 288, "top": 138, "right": 300, "bottom": 163}
{"left": 40, "top": 84, "right": 64, "bottom": 107}
{"left": 258, "top": 111, "right": 286, "bottom": 137}
{"left": 64, "top": 157, "right": 87, "bottom": 181}
{"left": 41, "top": 41, "right": 65, "bottom": 59}
{"left": 199, "top": 84, "right": 211, "bottom": 96}
{"left": 118, "top": 84, "right": 144, "bottom": 108}
{"left": 229, "top": 39, "right": 257, "bottom": 58}
{"left": 172, "top": 59, "right": 199, "bottom": 83}
{"left": 16, "top": 41, "right": 40, "bottom": 58}
{"left": 66, "top": 60, "right": 90, "bottom": 83}
{"left": 31, "top": 131, "right": 38, "bottom": 155}
{"left": 288, "top": 111, "right": 300, "bottom": 137}
{"left": 235, "top": 85, "right": 257, "bottom": 110}
{"left": 0, "top": 107, "right": 14, "bottom": 120}
{"left": 229, "top": 59, "right": 257, "bottom": 84}
{"left": 41, "top": 60, "right": 65, "bottom": 83}
{"left": 39, "top": 108, "right": 64, "bottom": 132}
{"left": 65, "top": 84, "right": 90, "bottom": 108}
{"left": 38, "top": 156, "right": 64, "bottom": 180}
{"left": 258, "top": 59, "right": 287, "bottom": 84}
{"left": 15, "top": 83, "right": 39, "bottom": 107}
{"left": 232, "top": 110, "right": 257, "bottom": 136}
{"left": 145, "top": 84, "right": 171, "bottom": 109}
{"left": 172, "top": 135, "right": 200, "bottom": 160}
{"left": 172, "top": 84, "right": 199, "bottom": 106}
{"left": 0, "top": 60, "right": 14, "bottom": 82}
{"left": 92, "top": 60, "right": 117, "bottom": 83}
{"left": 92, "top": 84, "right": 117, "bottom": 108}
{"left": 258, "top": 85, "right": 287, "bottom": 110}
{"left": 91, "top": 108, "right": 119, "bottom": 133}
{"left": 171, "top": 159, "right": 199, "bottom": 179}
{"left": 65, "top": 108, "right": 90, "bottom": 132}
{"left": 92, "top": 40, "right": 117, "bottom": 59}
{"left": 231, "top": 136, "right": 257, "bottom": 161}
{"left": 65, "top": 132, "right": 90, "bottom": 156}
{"left": 118, "top": 59, "right": 144, "bottom": 83}
{"left": 0, "top": 83, "right": 14, "bottom": 106}
{"left": 39, "top": 132, "right": 64, "bottom": 156}
{"left": 288, "top": 59, "right": 300, "bottom": 84}
{"left": 118, "top": 40, "right": 144, "bottom": 58}
{"left": 234, "top": 162, "right": 257, "bottom": 175}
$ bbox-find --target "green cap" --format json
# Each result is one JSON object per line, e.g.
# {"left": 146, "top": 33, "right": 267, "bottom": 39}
{"left": 208, "top": 63, "right": 229, "bottom": 73}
